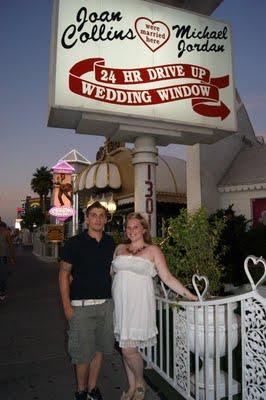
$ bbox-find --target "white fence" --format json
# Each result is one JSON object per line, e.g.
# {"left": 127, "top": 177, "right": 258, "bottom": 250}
{"left": 32, "top": 222, "right": 76, "bottom": 260}
{"left": 141, "top": 256, "right": 266, "bottom": 400}
{"left": 32, "top": 226, "right": 57, "bottom": 260}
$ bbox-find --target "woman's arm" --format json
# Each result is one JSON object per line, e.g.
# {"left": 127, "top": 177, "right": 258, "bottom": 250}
{"left": 152, "top": 245, "right": 197, "bottom": 301}
{"left": 113, "top": 243, "right": 126, "bottom": 257}
{"left": 110, "top": 244, "right": 124, "bottom": 276}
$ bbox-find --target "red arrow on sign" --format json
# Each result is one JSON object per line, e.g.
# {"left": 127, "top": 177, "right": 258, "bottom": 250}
{"left": 192, "top": 100, "right": 230, "bottom": 120}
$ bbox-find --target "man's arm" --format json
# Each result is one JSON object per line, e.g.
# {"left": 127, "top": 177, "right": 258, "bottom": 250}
{"left": 59, "top": 261, "right": 74, "bottom": 320}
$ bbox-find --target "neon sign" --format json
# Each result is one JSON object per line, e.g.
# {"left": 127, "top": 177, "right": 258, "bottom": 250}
{"left": 49, "top": 206, "right": 75, "bottom": 222}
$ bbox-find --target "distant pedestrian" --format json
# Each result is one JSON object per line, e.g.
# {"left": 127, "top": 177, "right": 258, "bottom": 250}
{"left": 12, "top": 228, "right": 21, "bottom": 246}
{"left": 0, "top": 222, "right": 16, "bottom": 300}
{"left": 59, "top": 202, "right": 115, "bottom": 400}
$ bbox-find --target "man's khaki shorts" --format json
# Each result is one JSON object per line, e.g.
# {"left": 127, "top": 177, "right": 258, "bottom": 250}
{"left": 68, "top": 299, "right": 114, "bottom": 364}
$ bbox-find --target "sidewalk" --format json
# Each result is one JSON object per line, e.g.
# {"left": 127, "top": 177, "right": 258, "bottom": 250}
{"left": 0, "top": 248, "right": 160, "bottom": 400}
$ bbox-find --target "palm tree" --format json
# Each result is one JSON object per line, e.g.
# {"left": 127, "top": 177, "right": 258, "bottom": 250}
{"left": 31, "top": 166, "right": 53, "bottom": 216}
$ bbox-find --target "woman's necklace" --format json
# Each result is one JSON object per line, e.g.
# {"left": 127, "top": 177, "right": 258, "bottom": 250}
{"left": 127, "top": 244, "right": 147, "bottom": 255}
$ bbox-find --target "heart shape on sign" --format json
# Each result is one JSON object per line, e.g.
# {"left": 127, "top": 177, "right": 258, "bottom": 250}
{"left": 244, "top": 255, "right": 266, "bottom": 291}
{"left": 135, "top": 17, "right": 170, "bottom": 52}
{"left": 192, "top": 274, "right": 209, "bottom": 302}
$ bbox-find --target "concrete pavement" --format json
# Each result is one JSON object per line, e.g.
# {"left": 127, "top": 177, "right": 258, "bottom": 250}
{"left": 0, "top": 248, "right": 160, "bottom": 400}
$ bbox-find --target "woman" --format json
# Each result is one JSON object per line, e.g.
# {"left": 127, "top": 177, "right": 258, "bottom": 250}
{"left": 112, "top": 213, "right": 197, "bottom": 400}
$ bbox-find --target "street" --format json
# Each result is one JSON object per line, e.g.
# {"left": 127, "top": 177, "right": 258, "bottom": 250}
{"left": 0, "top": 248, "right": 160, "bottom": 400}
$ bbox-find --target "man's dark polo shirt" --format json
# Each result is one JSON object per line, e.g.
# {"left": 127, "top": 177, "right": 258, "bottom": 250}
{"left": 60, "top": 230, "right": 115, "bottom": 300}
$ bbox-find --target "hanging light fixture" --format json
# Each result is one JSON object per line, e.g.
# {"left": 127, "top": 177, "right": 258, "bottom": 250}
{"left": 86, "top": 193, "right": 117, "bottom": 221}
{"left": 106, "top": 194, "right": 117, "bottom": 215}
{"left": 86, "top": 196, "right": 95, "bottom": 208}
{"left": 99, "top": 194, "right": 108, "bottom": 209}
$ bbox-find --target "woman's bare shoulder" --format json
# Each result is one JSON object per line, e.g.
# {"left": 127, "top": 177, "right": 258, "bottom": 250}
{"left": 145, "top": 244, "right": 164, "bottom": 263}
{"left": 148, "top": 244, "right": 163, "bottom": 254}
{"left": 115, "top": 243, "right": 127, "bottom": 255}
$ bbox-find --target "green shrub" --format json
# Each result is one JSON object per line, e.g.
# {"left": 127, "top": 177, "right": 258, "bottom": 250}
{"left": 159, "top": 207, "right": 226, "bottom": 295}
{"left": 209, "top": 205, "right": 266, "bottom": 286}
{"left": 209, "top": 205, "right": 249, "bottom": 285}
{"left": 110, "top": 230, "right": 124, "bottom": 246}
{"left": 239, "top": 223, "right": 266, "bottom": 284}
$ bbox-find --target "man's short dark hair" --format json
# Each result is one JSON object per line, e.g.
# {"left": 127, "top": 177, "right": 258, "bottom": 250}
{"left": 86, "top": 201, "right": 107, "bottom": 216}
{"left": 0, "top": 221, "right": 7, "bottom": 228}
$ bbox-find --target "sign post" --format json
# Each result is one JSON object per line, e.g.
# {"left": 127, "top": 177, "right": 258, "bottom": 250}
{"left": 49, "top": 160, "right": 75, "bottom": 222}
{"left": 132, "top": 136, "right": 158, "bottom": 236}
{"left": 47, "top": 224, "right": 64, "bottom": 242}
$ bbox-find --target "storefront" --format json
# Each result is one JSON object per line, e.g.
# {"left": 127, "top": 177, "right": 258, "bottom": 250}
{"left": 71, "top": 140, "right": 186, "bottom": 235}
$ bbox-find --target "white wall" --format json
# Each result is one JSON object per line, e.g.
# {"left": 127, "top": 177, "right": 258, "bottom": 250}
{"left": 187, "top": 134, "right": 243, "bottom": 213}
{"left": 186, "top": 144, "right": 202, "bottom": 211}
{"left": 219, "top": 190, "right": 266, "bottom": 221}
{"left": 186, "top": 97, "right": 257, "bottom": 214}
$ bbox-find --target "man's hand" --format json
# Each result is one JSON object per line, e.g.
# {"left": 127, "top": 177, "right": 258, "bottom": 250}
{"left": 64, "top": 305, "right": 74, "bottom": 321}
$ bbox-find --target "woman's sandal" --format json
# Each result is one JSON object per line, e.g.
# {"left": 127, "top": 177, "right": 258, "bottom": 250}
{"left": 133, "top": 385, "right": 147, "bottom": 400}
{"left": 121, "top": 391, "right": 133, "bottom": 400}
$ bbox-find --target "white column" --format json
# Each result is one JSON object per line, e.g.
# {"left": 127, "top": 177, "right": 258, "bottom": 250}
{"left": 72, "top": 191, "right": 75, "bottom": 236}
{"left": 186, "top": 144, "right": 202, "bottom": 213}
{"left": 75, "top": 192, "right": 79, "bottom": 233}
{"left": 72, "top": 174, "right": 79, "bottom": 236}
{"left": 132, "top": 136, "right": 158, "bottom": 237}
{"left": 54, "top": 219, "right": 59, "bottom": 259}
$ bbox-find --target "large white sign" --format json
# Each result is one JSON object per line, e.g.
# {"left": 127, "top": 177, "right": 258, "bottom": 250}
{"left": 48, "top": 0, "right": 236, "bottom": 144}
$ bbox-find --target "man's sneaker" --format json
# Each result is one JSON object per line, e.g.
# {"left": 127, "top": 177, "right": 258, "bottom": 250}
{"left": 87, "top": 387, "right": 103, "bottom": 400}
{"left": 75, "top": 390, "right": 88, "bottom": 400}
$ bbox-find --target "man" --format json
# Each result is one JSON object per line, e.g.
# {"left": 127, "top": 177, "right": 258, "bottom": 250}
{"left": 0, "top": 221, "right": 16, "bottom": 300}
{"left": 59, "top": 202, "right": 115, "bottom": 400}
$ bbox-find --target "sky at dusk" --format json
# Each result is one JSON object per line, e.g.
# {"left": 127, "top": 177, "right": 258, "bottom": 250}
{"left": 0, "top": 0, "right": 265, "bottom": 226}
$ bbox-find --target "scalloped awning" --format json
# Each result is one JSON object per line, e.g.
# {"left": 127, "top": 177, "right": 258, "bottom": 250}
{"left": 76, "top": 161, "right": 122, "bottom": 192}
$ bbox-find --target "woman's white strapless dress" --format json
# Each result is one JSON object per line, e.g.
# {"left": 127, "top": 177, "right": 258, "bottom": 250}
{"left": 112, "top": 255, "right": 158, "bottom": 348}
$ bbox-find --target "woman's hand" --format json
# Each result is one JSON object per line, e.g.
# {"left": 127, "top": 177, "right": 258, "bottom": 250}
{"left": 184, "top": 292, "right": 198, "bottom": 301}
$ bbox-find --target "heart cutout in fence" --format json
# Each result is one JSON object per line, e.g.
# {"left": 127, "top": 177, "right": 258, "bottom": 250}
{"left": 192, "top": 274, "right": 209, "bottom": 302}
{"left": 244, "top": 255, "right": 266, "bottom": 291}
{"left": 135, "top": 17, "right": 170, "bottom": 52}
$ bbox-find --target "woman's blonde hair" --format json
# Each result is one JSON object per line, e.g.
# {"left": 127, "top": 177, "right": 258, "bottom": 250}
{"left": 125, "top": 212, "right": 152, "bottom": 244}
